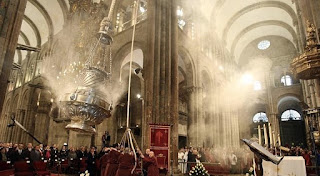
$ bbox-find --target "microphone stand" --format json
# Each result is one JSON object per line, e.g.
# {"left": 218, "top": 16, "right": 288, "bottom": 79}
{"left": 7, "top": 115, "right": 42, "bottom": 144}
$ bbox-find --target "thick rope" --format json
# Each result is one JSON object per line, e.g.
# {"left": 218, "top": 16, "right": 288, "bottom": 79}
{"left": 120, "top": 1, "right": 140, "bottom": 174}
{"left": 107, "top": 0, "right": 117, "bottom": 20}
{"left": 126, "top": 0, "right": 139, "bottom": 128}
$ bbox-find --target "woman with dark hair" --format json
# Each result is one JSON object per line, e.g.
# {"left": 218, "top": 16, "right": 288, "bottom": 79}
{"left": 0, "top": 147, "right": 7, "bottom": 162}
{"left": 60, "top": 145, "right": 68, "bottom": 160}
{"left": 87, "top": 146, "right": 98, "bottom": 176}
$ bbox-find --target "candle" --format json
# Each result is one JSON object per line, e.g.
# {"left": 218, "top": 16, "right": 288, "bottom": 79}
{"left": 258, "top": 125, "right": 262, "bottom": 145}
{"left": 269, "top": 123, "right": 273, "bottom": 147}
{"left": 272, "top": 131, "right": 276, "bottom": 148}
{"left": 278, "top": 134, "right": 281, "bottom": 146}
{"left": 264, "top": 124, "right": 268, "bottom": 146}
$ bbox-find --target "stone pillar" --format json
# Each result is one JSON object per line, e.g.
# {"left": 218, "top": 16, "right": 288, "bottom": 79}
{"left": 187, "top": 87, "right": 197, "bottom": 146}
{"left": 0, "top": 0, "right": 27, "bottom": 114}
{"left": 308, "top": 80, "right": 317, "bottom": 108}
{"left": 197, "top": 87, "right": 204, "bottom": 147}
{"left": 304, "top": 80, "right": 312, "bottom": 107}
{"left": 68, "top": 131, "right": 93, "bottom": 148}
{"left": 314, "top": 79, "right": 320, "bottom": 106}
{"left": 143, "top": 0, "right": 179, "bottom": 172}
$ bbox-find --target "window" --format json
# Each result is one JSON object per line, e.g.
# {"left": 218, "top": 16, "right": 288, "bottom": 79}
{"left": 281, "top": 75, "right": 292, "bottom": 86}
{"left": 281, "top": 110, "right": 301, "bottom": 121}
{"left": 253, "top": 81, "right": 262, "bottom": 91}
{"left": 258, "top": 40, "right": 271, "bottom": 50}
{"left": 177, "top": 6, "right": 185, "bottom": 29}
{"left": 253, "top": 112, "right": 268, "bottom": 123}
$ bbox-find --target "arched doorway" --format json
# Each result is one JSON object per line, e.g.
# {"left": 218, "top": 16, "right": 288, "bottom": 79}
{"left": 116, "top": 49, "right": 144, "bottom": 146}
{"left": 251, "top": 112, "right": 268, "bottom": 143}
{"left": 278, "top": 96, "right": 306, "bottom": 147}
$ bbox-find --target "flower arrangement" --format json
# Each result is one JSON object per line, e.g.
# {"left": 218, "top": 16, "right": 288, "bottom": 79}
{"left": 80, "top": 170, "right": 90, "bottom": 176}
{"left": 245, "top": 167, "right": 254, "bottom": 176}
{"left": 189, "top": 162, "right": 209, "bottom": 176}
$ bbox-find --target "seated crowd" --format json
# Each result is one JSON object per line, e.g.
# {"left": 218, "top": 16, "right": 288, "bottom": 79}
{"left": 0, "top": 142, "right": 159, "bottom": 176}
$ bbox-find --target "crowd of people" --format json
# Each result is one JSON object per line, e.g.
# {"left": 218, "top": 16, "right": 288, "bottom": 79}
{"left": 1, "top": 141, "right": 319, "bottom": 176}
{"left": 177, "top": 145, "right": 320, "bottom": 175}
{"left": 0, "top": 142, "right": 159, "bottom": 176}
{"left": 178, "top": 146, "right": 253, "bottom": 174}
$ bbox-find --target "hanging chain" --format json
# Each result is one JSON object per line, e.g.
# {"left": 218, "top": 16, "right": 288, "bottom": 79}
{"left": 109, "top": 45, "right": 112, "bottom": 80}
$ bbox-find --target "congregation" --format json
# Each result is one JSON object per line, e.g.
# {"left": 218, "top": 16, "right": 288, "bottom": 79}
{"left": 0, "top": 142, "right": 159, "bottom": 176}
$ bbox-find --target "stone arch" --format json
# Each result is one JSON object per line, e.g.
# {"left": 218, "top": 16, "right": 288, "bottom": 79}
{"left": 178, "top": 47, "right": 196, "bottom": 87}
{"left": 16, "top": 50, "right": 22, "bottom": 64}
{"left": 23, "top": 15, "right": 41, "bottom": 47}
{"left": 222, "top": 1, "right": 298, "bottom": 43}
{"left": 113, "top": 41, "right": 146, "bottom": 78}
{"left": 120, "top": 49, "right": 144, "bottom": 70}
{"left": 237, "top": 35, "right": 296, "bottom": 64}
{"left": 0, "top": 98, "right": 11, "bottom": 140}
{"left": 201, "top": 69, "right": 214, "bottom": 104}
{"left": 20, "top": 89, "right": 30, "bottom": 110}
{"left": 28, "top": 0, "right": 54, "bottom": 37}
{"left": 20, "top": 31, "right": 31, "bottom": 46}
{"left": 277, "top": 94, "right": 302, "bottom": 106}
{"left": 1, "top": 98, "right": 11, "bottom": 117}
{"left": 57, "top": 0, "right": 68, "bottom": 23}
{"left": 231, "top": 20, "right": 298, "bottom": 55}
{"left": 178, "top": 67, "right": 187, "bottom": 85}
{"left": 277, "top": 95, "right": 302, "bottom": 115}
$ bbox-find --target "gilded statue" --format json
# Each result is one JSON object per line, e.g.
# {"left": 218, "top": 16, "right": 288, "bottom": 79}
{"left": 69, "top": 0, "right": 91, "bottom": 14}
{"left": 306, "top": 20, "right": 317, "bottom": 48}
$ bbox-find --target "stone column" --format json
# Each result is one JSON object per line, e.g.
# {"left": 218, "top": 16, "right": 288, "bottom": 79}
{"left": 143, "top": 0, "right": 179, "bottom": 172}
{"left": 314, "top": 79, "right": 320, "bottom": 107}
{"left": 0, "top": 0, "right": 27, "bottom": 114}
{"left": 187, "top": 87, "right": 197, "bottom": 146}
{"left": 68, "top": 131, "right": 92, "bottom": 148}
{"left": 304, "top": 80, "right": 312, "bottom": 108}
{"left": 308, "top": 80, "right": 317, "bottom": 108}
{"left": 197, "top": 87, "right": 205, "bottom": 147}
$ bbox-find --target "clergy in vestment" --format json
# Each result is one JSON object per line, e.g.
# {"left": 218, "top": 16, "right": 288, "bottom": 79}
{"left": 115, "top": 148, "right": 135, "bottom": 176}
{"left": 104, "top": 145, "right": 120, "bottom": 176}
{"left": 140, "top": 151, "right": 159, "bottom": 176}
{"left": 100, "top": 147, "right": 110, "bottom": 176}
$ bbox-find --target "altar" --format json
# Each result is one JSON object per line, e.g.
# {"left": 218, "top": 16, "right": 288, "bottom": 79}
{"left": 262, "top": 156, "right": 306, "bottom": 176}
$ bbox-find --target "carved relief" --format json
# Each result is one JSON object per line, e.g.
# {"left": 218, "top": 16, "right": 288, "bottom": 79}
{"left": 291, "top": 21, "right": 320, "bottom": 79}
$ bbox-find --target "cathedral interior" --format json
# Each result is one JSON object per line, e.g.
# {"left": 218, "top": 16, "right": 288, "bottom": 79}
{"left": 1, "top": 0, "right": 320, "bottom": 175}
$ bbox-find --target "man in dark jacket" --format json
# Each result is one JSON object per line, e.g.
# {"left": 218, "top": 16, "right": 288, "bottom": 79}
{"left": 12, "top": 143, "right": 25, "bottom": 163}
{"left": 77, "top": 146, "right": 88, "bottom": 158}
{"left": 187, "top": 147, "right": 196, "bottom": 172}
{"left": 23, "top": 143, "right": 33, "bottom": 160}
{"left": 30, "top": 145, "right": 42, "bottom": 162}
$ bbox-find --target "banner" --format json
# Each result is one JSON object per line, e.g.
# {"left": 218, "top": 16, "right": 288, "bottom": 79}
{"left": 149, "top": 124, "right": 171, "bottom": 172}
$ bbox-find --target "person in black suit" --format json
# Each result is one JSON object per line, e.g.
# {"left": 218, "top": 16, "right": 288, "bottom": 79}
{"left": 6, "top": 143, "right": 15, "bottom": 161}
{"left": 12, "top": 143, "right": 25, "bottom": 163}
{"left": 77, "top": 146, "right": 88, "bottom": 159}
{"left": 50, "top": 144, "right": 59, "bottom": 167}
{"left": 87, "top": 146, "right": 98, "bottom": 176}
{"left": 23, "top": 143, "right": 33, "bottom": 160}
{"left": 187, "top": 147, "right": 196, "bottom": 173}
{"left": 30, "top": 145, "right": 42, "bottom": 162}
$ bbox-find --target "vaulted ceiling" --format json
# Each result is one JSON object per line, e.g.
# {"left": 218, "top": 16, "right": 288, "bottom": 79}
{"left": 208, "top": 0, "right": 299, "bottom": 63}
{"left": 15, "top": 0, "right": 69, "bottom": 63}
{"left": 15, "top": 0, "right": 300, "bottom": 65}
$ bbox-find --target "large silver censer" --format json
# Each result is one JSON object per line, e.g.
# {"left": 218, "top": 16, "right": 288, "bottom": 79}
{"left": 61, "top": 67, "right": 112, "bottom": 133}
